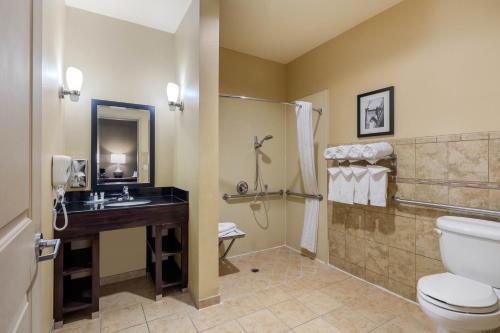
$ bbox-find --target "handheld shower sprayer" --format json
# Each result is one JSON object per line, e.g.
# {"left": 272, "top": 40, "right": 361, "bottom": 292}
{"left": 254, "top": 134, "right": 274, "bottom": 150}
{"left": 254, "top": 134, "right": 273, "bottom": 190}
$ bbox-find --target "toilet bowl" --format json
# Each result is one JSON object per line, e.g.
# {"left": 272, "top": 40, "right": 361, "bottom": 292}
{"left": 417, "top": 216, "right": 500, "bottom": 333}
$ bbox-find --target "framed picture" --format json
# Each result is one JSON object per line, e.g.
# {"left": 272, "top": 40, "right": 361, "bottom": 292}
{"left": 357, "top": 86, "right": 394, "bottom": 137}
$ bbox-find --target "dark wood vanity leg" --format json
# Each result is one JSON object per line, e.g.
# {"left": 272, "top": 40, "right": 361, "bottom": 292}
{"left": 154, "top": 225, "right": 163, "bottom": 300}
{"left": 53, "top": 240, "right": 64, "bottom": 326}
{"left": 181, "top": 222, "right": 188, "bottom": 290}
{"left": 146, "top": 226, "right": 151, "bottom": 276}
{"left": 91, "top": 234, "right": 100, "bottom": 318}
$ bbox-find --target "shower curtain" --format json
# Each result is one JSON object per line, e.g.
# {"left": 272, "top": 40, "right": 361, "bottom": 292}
{"left": 295, "top": 101, "right": 320, "bottom": 253}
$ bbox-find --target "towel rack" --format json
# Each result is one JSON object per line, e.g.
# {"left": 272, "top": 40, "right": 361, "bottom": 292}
{"left": 327, "top": 154, "right": 397, "bottom": 176}
{"left": 222, "top": 190, "right": 284, "bottom": 201}
{"left": 285, "top": 190, "right": 323, "bottom": 201}
{"left": 393, "top": 196, "right": 500, "bottom": 217}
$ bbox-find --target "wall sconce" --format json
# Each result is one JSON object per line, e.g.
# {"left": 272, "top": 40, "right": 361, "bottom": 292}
{"left": 166, "top": 82, "right": 184, "bottom": 111}
{"left": 59, "top": 66, "right": 83, "bottom": 101}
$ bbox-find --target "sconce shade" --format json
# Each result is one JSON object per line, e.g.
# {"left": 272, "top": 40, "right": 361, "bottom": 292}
{"left": 66, "top": 67, "right": 83, "bottom": 92}
{"left": 110, "top": 153, "right": 126, "bottom": 164}
{"left": 166, "top": 82, "right": 180, "bottom": 103}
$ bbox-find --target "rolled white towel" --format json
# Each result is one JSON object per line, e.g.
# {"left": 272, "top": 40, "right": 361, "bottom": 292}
{"left": 348, "top": 144, "right": 364, "bottom": 161}
{"left": 362, "top": 142, "right": 393, "bottom": 163}
{"left": 324, "top": 145, "right": 350, "bottom": 160}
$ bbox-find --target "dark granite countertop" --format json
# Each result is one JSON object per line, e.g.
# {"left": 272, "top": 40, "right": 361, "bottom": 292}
{"left": 58, "top": 186, "right": 188, "bottom": 215}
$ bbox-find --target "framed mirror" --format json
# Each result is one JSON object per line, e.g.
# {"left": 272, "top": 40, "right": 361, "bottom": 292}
{"left": 91, "top": 99, "right": 155, "bottom": 190}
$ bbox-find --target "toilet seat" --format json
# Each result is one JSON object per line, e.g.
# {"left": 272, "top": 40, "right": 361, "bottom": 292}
{"left": 418, "top": 273, "right": 499, "bottom": 314}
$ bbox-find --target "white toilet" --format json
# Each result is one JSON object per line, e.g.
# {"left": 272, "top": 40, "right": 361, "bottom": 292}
{"left": 417, "top": 216, "right": 500, "bottom": 333}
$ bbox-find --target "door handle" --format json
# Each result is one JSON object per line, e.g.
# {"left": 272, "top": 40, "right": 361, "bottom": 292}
{"left": 35, "top": 233, "right": 61, "bottom": 262}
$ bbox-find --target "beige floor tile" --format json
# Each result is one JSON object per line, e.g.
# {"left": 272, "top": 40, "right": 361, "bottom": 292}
{"left": 370, "top": 314, "right": 434, "bottom": 333}
{"left": 296, "top": 290, "right": 342, "bottom": 315}
{"left": 201, "top": 320, "right": 246, "bottom": 333}
{"left": 148, "top": 313, "right": 197, "bottom": 333}
{"left": 101, "top": 304, "right": 146, "bottom": 333}
{"left": 142, "top": 295, "right": 194, "bottom": 321}
{"left": 238, "top": 309, "right": 289, "bottom": 333}
{"left": 322, "top": 304, "right": 379, "bottom": 333}
{"left": 268, "top": 299, "right": 317, "bottom": 328}
{"left": 118, "top": 324, "right": 149, "bottom": 333}
{"left": 53, "top": 318, "right": 100, "bottom": 333}
{"left": 254, "top": 287, "right": 293, "bottom": 307}
{"left": 189, "top": 303, "right": 236, "bottom": 331}
{"left": 293, "top": 318, "right": 342, "bottom": 333}
{"left": 223, "top": 294, "right": 265, "bottom": 318}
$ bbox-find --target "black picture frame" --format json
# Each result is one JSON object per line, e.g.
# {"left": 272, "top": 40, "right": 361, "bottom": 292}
{"left": 91, "top": 99, "right": 155, "bottom": 191}
{"left": 357, "top": 86, "right": 394, "bottom": 138}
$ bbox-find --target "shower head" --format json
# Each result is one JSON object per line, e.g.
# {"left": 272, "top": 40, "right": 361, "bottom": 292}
{"left": 254, "top": 134, "right": 273, "bottom": 149}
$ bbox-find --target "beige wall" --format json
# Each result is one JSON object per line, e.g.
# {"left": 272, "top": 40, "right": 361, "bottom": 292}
{"left": 219, "top": 48, "right": 289, "bottom": 256}
{"left": 41, "top": 0, "right": 66, "bottom": 330}
{"left": 220, "top": 48, "right": 287, "bottom": 100}
{"left": 63, "top": 7, "right": 177, "bottom": 277}
{"left": 173, "top": 0, "right": 220, "bottom": 306}
{"left": 287, "top": 0, "right": 500, "bottom": 144}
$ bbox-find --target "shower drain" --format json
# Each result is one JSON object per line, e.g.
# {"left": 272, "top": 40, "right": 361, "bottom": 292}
{"left": 251, "top": 268, "right": 260, "bottom": 273}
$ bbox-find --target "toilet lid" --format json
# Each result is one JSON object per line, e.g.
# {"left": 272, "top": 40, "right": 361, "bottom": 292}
{"left": 418, "top": 273, "right": 498, "bottom": 313}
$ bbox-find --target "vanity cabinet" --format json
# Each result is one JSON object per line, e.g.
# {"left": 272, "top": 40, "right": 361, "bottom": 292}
{"left": 53, "top": 190, "right": 189, "bottom": 324}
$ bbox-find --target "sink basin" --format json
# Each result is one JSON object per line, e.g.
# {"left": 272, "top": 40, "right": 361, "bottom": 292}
{"left": 106, "top": 200, "right": 152, "bottom": 207}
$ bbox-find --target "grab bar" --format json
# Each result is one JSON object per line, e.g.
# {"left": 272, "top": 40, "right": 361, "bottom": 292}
{"left": 286, "top": 190, "right": 323, "bottom": 201}
{"left": 223, "top": 190, "right": 284, "bottom": 201}
{"left": 393, "top": 196, "right": 500, "bottom": 217}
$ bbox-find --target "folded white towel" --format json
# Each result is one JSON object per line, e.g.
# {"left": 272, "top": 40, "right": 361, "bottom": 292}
{"left": 327, "top": 167, "right": 342, "bottom": 202}
{"left": 362, "top": 142, "right": 393, "bottom": 163}
{"left": 367, "top": 166, "right": 390, "bottom": 207}
{"left": 219, "top": 222, "right": 236, "bottom": 234}
{"left": 219, "top": 228, "right": 238, "bottom": 237}
{"left": 351, "top": 166, "right": 369, "bottom": 205}
{"left": 348, "top": 144, "right": 364, "bottom": 160}
{"left": 339, "top": 167, "right": 354, "bottom": 204}
{"left": 324, "top": 145, "right": 350, "bottom": 160}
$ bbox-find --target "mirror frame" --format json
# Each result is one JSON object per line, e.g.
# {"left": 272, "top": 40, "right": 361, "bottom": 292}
{"left": 91, "top": 99, "right": 155, "bottom": 191}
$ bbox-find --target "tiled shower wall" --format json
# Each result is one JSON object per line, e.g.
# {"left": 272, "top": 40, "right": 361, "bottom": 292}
{"left": 327, "top": 131, "right": 500, "bottom": 301}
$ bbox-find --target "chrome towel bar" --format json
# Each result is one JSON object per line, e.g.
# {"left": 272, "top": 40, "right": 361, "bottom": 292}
{"left": 222, "top": 190, "right": 284, "bottom": 201}
{"left": 286, "top": 190, "right": 323, "bottom": 201}
{"left": 393, "top": 196, "right": 500, "bottom": 217}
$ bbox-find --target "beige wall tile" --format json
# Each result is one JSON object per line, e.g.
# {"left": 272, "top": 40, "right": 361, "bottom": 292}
{"left": 365, "top": 269, "right": 389, "bottom": 289}
{"left": 395, "top": 183, "right": 415, "bottom": 200}
{"left": 415, "top": 143, "right": 448, "bottom": 180}
{"left": 344, "top": 262, "right": 366, "bottom": 279}
{"left": 365, "top": 212, "right": 392, "bottom": 245}
{"left": 329, "top": 255, "right": 346, "bottom": 270}
{"left": 387, "top": 279, "right": 416, "bottom": 301}
{"left": 461, "top": 132, "right": 489, "bottom": 141}
{"left": 387, "top": 215, "right": 416, "bottom": 253}
{"left": 415, "top": 184, "right": 448, "bottom": 204}
{"left": 448, "top": 140, "right": 488, "bottom": 181}
{"left": 490, "top": 189, "right": 500, "bottom": 210}
{"left": 437, "top": 134, "right": 460, "bottom": 142}
{"left": 330, "top": 204, "right": 348, "bottom": 234}
{"left": 365, "top": 241, "right": 389, "bottom": 276}
{"left": 415, "top": 217, "right": 440, "bottom": 260}
{"left": 394, "top": 144, "right": 415, "bottom": 178}
{"left": 388, "top": 247, "right": 415, "bottom": 287}
{"left": 329, "top": 230, "right": 345, "bottom": 259}
{"left": 416, "top": 255, "right": 445, "bottom": 282}
{"left": 345, "top": 207, "right": 365, "bottom": 239}
{"left": 489, "top": 139, "right": 500, "bottom": 182}
{"left": 490, "top": 131, "right": 500, "bottom": 140}
{"left": 449, "top": 187, "right": 489, "bottom": 209}
{"left": 415, "top": 136, "right": 436, "bottom": 144}
{"left": 345, "top": 235, "right": 365, "bottom": 267}
{"left": 396, "top": 138, "right": 415, "bottom": 145}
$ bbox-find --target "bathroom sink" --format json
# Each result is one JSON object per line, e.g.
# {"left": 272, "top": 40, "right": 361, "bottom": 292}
{"left": 106, "top": 200, "right": 152, "bottom": 207}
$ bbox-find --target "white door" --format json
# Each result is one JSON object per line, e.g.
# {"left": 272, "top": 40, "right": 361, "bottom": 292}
{"left": 0, "top": 0, "right": 44, "bottom": 332}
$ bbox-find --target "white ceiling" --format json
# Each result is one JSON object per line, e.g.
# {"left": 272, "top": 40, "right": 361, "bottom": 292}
{"left": 220, "top": 0, "right": 402, "bottom": 64}
{"left": 65, "top": 0, "right": 192, "bottom": 33}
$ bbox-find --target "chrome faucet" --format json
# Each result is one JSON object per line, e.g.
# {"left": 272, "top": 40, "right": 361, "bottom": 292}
{"left": 122, "top": 186, "right": 130, "bottom": 200}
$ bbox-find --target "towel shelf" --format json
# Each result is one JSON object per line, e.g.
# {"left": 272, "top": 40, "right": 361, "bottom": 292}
{"left": 285, "top": 190, "right": 323, "bottom": 201}
{"left": 327, "top": 154, "right": 397, "bottom": 177}
{"left": 222, "top": 190, "right": 284, "bottom": 201}
{"left": 325, "top": 155, "right": 396, "bottom": 161}
{"left": 393, "top": 196, "right": 500, "bottom": 217}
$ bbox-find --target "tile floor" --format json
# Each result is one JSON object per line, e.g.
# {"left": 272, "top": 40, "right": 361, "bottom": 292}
{"left": 54, "top": 246, "right": 435, "bottom": 333}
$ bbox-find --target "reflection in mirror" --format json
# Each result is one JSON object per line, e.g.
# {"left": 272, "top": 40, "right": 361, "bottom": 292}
{"left": 91, "top": 100, "right": 155, "bottom": 190}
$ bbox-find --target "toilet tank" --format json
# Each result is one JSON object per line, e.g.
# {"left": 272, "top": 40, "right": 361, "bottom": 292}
{"left": 437, "top": 216, "right": 500, "bottom": 288}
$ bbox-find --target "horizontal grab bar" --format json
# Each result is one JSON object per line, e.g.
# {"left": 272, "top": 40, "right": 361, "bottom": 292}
{"left": 222, "top": 190, "right": 284, "bottom": 201}
{"left": 286, "top": 190, "right": 323, "bottom": 201}
{"left": 393, "top": 196, "right": 500, "bottom": 217}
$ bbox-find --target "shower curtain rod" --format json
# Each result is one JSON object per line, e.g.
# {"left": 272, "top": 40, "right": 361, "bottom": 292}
{"left": 219, "top": 93, "right": 323, "bottom": 115}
